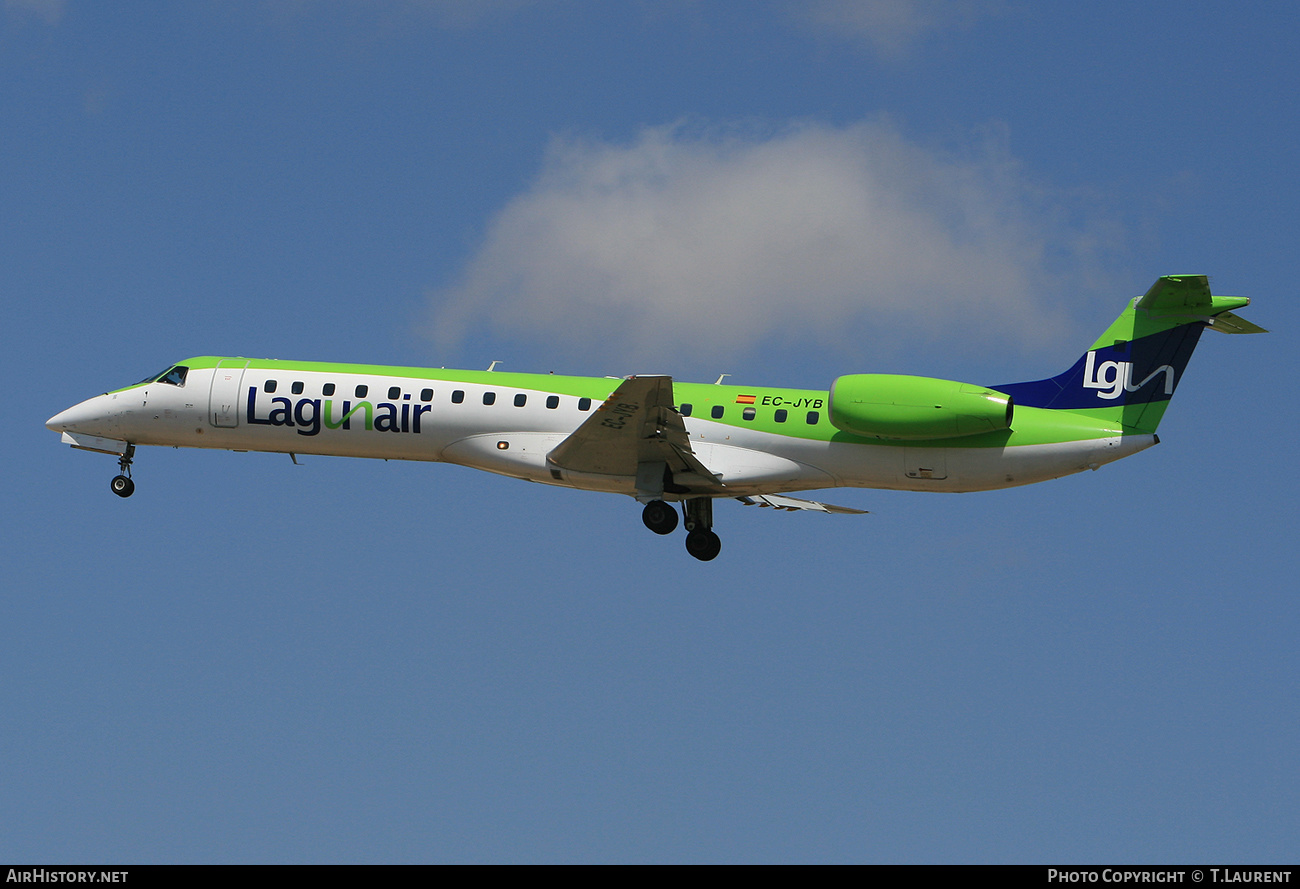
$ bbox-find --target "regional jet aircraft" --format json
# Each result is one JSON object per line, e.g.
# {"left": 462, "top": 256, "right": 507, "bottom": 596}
{"left": 47, "top": 276, "right": 1264, "bottom": 560}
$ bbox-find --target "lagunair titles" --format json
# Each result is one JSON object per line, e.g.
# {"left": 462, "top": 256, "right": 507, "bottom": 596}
{"left": 246, "top": 386, "right": 432, "bottom": 436}
{"left": 46, "top": 275, "right": 1267, "bottom": 562}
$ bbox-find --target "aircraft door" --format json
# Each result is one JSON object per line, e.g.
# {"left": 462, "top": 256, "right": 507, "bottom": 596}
{"left": 209, "top": 360, "right": 248, "bottom": 428}
{"left": 903, "top": 446, "right": 948, "bottom": 480}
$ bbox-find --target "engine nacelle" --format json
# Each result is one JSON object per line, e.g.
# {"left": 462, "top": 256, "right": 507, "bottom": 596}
{"left": 829, "top": 374, "right": 1013, "bottom": 440}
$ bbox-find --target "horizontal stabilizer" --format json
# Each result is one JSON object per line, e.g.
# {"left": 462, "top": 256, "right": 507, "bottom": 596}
{"left": 1136, "top": 274, "right": 1262, "bottom": 328}
{"left": 1207, "top": 311, "right": 1268, "bottom": 334}
{"left": 736, "top": 494, "right": 868, "bottom": 514}
{"left": 1136, "top": 274, "right": 1215, "bottom": 311}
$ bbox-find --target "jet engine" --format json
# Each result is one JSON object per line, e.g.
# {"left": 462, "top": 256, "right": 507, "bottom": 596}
{"left": 828, "top": 374, "right": 1013, "bottom": 440}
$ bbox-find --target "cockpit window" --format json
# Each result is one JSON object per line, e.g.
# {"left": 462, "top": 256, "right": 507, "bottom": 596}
{"left": 158, "top": 365, "right": 189, "bottom": 386}
{"left": 134, "top": 366, "right": 171, "bottom": 386}
{"left": 133, "top": 365, "right": 188, "bottom": 387}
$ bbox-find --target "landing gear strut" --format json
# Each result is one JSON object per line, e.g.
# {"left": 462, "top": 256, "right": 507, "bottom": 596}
{"left": 110, "top": 445, "right": 135, "bottom": 498}
{"left": 682, "top": 497, "right": 721, "bottom": 562}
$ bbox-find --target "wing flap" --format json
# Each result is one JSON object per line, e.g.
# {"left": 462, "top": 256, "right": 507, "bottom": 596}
{"left": 736, "top": 494, "right": 868, "bottom": 514}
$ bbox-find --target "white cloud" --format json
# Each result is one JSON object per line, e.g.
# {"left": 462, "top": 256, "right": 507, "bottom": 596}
{"left": 427, "top": 118, "right": 1117, "bottom": 368}
{"left": 4, "top": 0, "right": 65, "bottom": 25}
{"left": 796, "top": 0, "right": 1000, "bottom": 59}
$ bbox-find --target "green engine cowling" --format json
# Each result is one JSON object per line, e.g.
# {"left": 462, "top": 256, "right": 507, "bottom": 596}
{"left": 829, "top": 374, "right": 1013, "bottom": 440}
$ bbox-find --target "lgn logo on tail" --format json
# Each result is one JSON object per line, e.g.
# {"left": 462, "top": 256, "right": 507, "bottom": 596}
{"left": 1082, "top": 351, "right": 1175, "bottom": 400}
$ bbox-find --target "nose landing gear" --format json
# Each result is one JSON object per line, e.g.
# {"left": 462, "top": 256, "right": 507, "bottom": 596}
{"left": 110, "top": 445, "right": 136, "bottom": 498}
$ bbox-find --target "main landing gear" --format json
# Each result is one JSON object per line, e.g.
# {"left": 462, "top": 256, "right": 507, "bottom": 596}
{"left": 110, "top": 445, "right": 136, "bottom": 498}
{"left": 641, "top": 499, "right": 679, "bottom": 535}
{"left": 642, "top": 497, "right": 721, "bottom": 561}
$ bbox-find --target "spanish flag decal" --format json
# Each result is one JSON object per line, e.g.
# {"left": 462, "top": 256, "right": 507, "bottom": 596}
{"left": 735, "top": 394, "right": 756, "bottom": 404}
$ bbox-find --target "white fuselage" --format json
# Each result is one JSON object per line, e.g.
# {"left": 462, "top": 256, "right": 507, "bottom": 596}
{"left": 48, "top": 364, "right": 1155, "bottom": 499}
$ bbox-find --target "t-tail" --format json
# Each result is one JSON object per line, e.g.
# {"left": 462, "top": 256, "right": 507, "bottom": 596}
{"left": 992, "top": 275, "right": 1266, "bottom": 434}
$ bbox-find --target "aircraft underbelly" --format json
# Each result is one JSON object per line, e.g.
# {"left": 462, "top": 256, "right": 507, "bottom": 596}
{"left": 441, "top": 433, "right": 567, "bottom": 483}
{"left": 690, "top": 442, "right": 833, "bottom": 489}
{"left": 813, "top": 435, "right": 1156, "bottom": 493}
{"left": 439, "top": 433, "right": 836, "bottom": 496}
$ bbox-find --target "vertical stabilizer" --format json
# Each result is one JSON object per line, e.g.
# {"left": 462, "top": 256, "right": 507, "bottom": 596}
{"left": 992, "top": 276, "right": 1264, "bottom": 433}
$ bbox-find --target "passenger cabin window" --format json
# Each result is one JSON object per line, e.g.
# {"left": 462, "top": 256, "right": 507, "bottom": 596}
{"left": 514, "top": 394, "right": 527, "bottom": 407}
{"left": 742, "top": 407, "right": 756, "bottom": 421}
{"left": 546, "top": 395, "right": 559, "bottom": 409}
{"left": 264, "top": 380, "right": 277, "bottom": 393}
{"left": 420, "top": 388, "right": 433, "bottom": 402}
{"left": 578, "top": 397, "right": 592, "bottom": 411}
{"left": 323, "top": 383, "right": 336, "bottom": 396}
{"left": 452, "top": 390, "right": 465, "bottom": 404}
{"left": 159, "top": 366, "right": 188, "bottom": 386}
{"left": 680, "top": 403, "right": 693, "bottom": 417}
{"left": 388, "top": 386, "right": 401, "bottom": 400}
{"left": 355, "top": 385, "right": 368, "bottom": 398}
{"left": 291, "top": 381, "right": 304, "bottom": 395}
{"left": 483, "top": 392, "right": 496, "bottom": 405}
{"left": 806, "top": 411, "right": 819, "bottom": 425}
{"left": 711, "top": 405, "right": 724, "bottom": 419}
{"left": 774, "top": 409, "right": 787, "bottom": 423}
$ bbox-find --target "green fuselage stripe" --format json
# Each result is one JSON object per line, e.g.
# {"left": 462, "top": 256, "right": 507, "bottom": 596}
{"left": 144, "top": 355, "right": 1134, "bottom": 449}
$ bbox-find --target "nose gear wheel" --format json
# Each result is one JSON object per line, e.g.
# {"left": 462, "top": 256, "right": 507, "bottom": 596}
{"left": 110, "top": 444, "right": 136, "bottom": 498}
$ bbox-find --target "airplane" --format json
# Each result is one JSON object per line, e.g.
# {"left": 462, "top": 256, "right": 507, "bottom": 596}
{"left": 47, "top": 275, "right": 1264, "bottom": 561}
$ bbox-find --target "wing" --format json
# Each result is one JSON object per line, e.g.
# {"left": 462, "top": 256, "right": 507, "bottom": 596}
{"left": 546, "top": 375, "right": 721, "bottom": 496}
{"left": 736, "top": 494, "right": 868, "bottom": 514}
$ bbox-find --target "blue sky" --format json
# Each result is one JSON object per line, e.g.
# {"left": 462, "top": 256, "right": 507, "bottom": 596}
{"left": 4, "top": 0, "right": 1297, "bottom": 863}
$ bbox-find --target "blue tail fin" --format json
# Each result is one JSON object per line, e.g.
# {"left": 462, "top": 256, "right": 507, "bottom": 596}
{"left": 991, "top": 275, "right": 1264, "bottom": 433}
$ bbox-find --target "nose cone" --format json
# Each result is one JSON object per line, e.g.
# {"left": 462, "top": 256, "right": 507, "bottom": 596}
{"left": 46, "top": 408, "right": 71, "bottom": 431}
{"left": 47, "top": 395, "right": 113, "bottom": 435}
